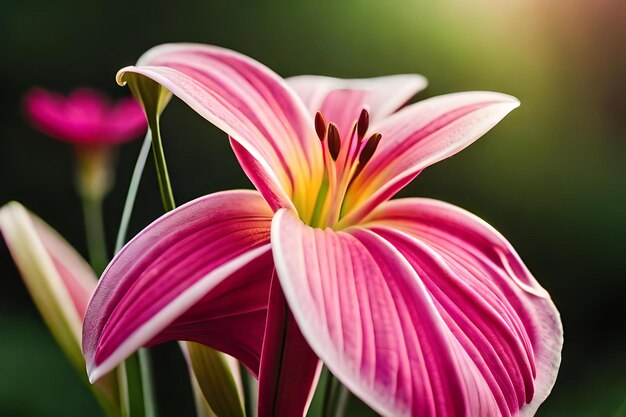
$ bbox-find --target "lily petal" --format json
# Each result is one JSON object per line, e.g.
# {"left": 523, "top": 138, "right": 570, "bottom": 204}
{"left": 0, "top": 202, "right": 119, "bottom": 414}
{"left": 257, "top": 274, "right": 321, "bottom": 417}
{"left": 287, "top": 74, "right": 427, "bottom": 138}
{"left": 273, "top": 205, "right": 561, "bottom": 416}
{"left": 83, "top": 190, "right": 274, "bottom": 382}
{"left": 272, "top": 209, "right": 501, "bottom": 417}
{"left": 116, "top": 43, "right": 323, "bottom": 214}
{"left": 340, "top": 92, "right": 519, "bottom": 227}
{"left": 364, "top": 198, "right": 562, "bottom": 416}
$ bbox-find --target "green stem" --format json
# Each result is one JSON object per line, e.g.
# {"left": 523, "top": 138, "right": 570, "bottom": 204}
{"left": 115, "top": 132, "right": 152, "bottom": 252}
{"left": 333, "top": 385, "right": 350, "bottom": 417}
{"left": 138, "top": 349, "right": 158, "bottom": 417}
{"left": 149, "top": 117, "right": 175, "bottom": 212}
{"left": 121, "top": 355, "right": 146, "bottom": 417}
{"left": 75, "top": 145, "right": 114, "bottom": 275}
{"left": 321, "top": 367, "right": 350, "bottom": 417}
{"left": 137, "top": 115, "right": 176, "bottom": 416}
{"left": 114, "top": 132, "right": 159, "bottom": 417}
{"left": 321, "top": 368, "right": 337, "bottom": 417}
{"left": 81, "top": 194, "right": 108, "bottom": 275}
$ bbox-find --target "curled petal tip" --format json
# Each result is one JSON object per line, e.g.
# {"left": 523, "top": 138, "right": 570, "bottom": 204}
{"left": 115, "top": 66, "right": 136, "bottom": 87}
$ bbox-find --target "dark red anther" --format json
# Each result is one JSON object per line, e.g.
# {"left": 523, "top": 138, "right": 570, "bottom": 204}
{"left": 358, "top": 133, "right": 382, "bottom": 165}
{"left": 327, "top": 123, "right": 341, "bottom": 161}
{"left": 315, "top": 112, "right": 327, "bottom": 141}
{"left": 357, "top": 109, "right": 370, "bottom": 140}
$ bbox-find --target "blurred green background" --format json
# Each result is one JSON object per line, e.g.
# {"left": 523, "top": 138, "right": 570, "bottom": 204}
{"left": 1, "top": 1, "right": 625, "bottom": 416}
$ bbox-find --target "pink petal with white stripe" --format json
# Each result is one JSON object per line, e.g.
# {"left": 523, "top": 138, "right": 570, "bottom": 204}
{"left": 257, "top": 275, "right": 321, "bottom": 417}
{"left": 83, "top": 190, "right": 275, "bottom": 382}
{"left": 339, "top": 92, "right": 520, "bottom": 227}
{"left": 116, "top": 43, "right": 323, "bottom": 214}
{"left": 364, "top": 198, "right": 562, "bottom": 416}
{"left": 272, "top": 209, "right": 502, "bottom": 417}
{"left": 287, "top": 74, "right": 427, "bottom": 138}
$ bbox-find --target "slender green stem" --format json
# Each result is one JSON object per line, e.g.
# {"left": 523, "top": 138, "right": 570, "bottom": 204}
{"left": 322, "top": 368, "right": 337, "bottom": 417}
{"left": 322, "top": 367, "right": 350, "bottom": 417}
{"left": 81, "top": 195, "right": 108, "bottom": 275}
{"left": 122, "top": 355, "right": 146, "bottom": 417}
{"left": 115, "top": 132, "right": 152, "bottom": 252}
{"left": 138, "top": 349, "right": 158, "bottom": 417}
{"left": 113, "top": 131, "right": 159, "bottom": 417}
{"left": 139, "top": 116, "right": 176, "bottom": 416}
{"left": 148, "top": 117, "right": 175, "bottom": 212}
{"left": 333, "top": 385, "right": 350, "bottom": 417}
{"left": 75, "top": 145, "right": 113, "bottom": 275}
{"left": 118, "top": 352, "right": 158, "bottom": 417}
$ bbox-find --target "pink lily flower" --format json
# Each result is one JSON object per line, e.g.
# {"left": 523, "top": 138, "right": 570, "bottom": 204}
{"left": 24, "top": 87, "right": 146, "bottom": 147}
{"left": 83, "top": 44, "right": 563, "bottom": 417}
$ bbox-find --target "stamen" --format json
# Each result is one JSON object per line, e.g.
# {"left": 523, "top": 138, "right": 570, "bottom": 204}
{"left": 309, "top": 110, "right": 382, "bottom": 228}
{"left": 315, "top": 112, "right": 327, "bottom": 141}
{"left": 357, "top": 109, "right": 370, "bottom": 140}
{"left": 358, "top": 133, "right": 382, "bottom": 166}
{"left": 327, "top": 123, "right": 341, "bottom": 161}
{"left": 348, "top": 133, "right": 382, "bottom": 185}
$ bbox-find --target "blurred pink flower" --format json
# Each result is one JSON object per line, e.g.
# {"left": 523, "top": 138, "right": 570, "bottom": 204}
{"left": 24, "top": 87, "right": 147, "bottom": 146}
